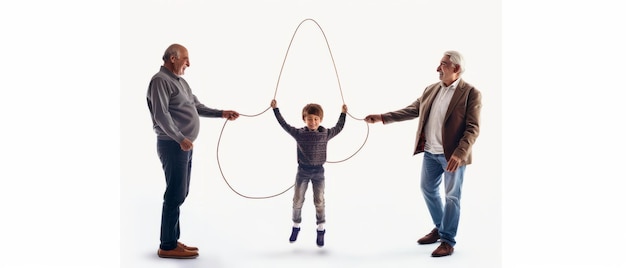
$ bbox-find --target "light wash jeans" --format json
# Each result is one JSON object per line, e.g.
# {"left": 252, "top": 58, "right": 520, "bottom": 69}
{"left": 292, "top": 165, "right": 326, "bottom": 225}
{"left": 420, "top": 152, "right": 465, "bottom": 246}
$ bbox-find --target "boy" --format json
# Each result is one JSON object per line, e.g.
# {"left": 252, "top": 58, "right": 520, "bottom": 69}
{"left": 270, "top": 99, "right": 347, "bottom": 247}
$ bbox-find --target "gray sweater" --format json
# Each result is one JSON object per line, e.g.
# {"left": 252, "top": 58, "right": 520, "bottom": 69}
{"left": 147, "top": 66, "right": 223, "bottom": 142}
{"left": 273, "top": 108, "right": 346, "bottom": 166}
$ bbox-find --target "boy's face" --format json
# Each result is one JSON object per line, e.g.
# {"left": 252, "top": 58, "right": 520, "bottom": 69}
{"left": 303, "top": 114, "right": 322, "bottom": 131}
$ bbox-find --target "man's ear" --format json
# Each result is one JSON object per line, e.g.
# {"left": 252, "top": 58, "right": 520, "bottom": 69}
{"left": 454, "top": 64, "right": 461, "bottom": 74}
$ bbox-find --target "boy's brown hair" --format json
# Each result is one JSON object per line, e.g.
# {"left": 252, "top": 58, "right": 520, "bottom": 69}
{"left": 302, "top": 103, "right": 324, "bottom": 120}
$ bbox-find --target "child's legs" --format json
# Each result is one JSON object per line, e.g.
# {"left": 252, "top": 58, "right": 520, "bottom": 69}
{"left": 311, "top": 168, "right": 326, "bottom": 225}
{"left": 292, "top": 171, "right": 310, "bottom": 224}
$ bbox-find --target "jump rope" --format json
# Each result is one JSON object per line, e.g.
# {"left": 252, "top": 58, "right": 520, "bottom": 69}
{"left": 216, "top": 18, "right": 370, "bottom": 199}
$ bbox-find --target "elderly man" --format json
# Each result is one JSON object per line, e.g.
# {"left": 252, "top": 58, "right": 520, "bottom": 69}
{"left": 147, "top": 43, "right": 240, "bottom": 259}
{"left": 365, "top": 50, "right": 481, "bottom": 257}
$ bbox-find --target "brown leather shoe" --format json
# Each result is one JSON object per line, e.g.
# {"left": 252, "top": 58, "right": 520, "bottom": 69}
{"left": 431, "top": 242, "right": 454, "bottom": 257}
{"left": 417, "top": 228, "right": 440, "bottom": 244}
{"left": 157, "top": 245, "right": 199, "bottom": 259}
{"left": 177, "top": 241, "right": 198, "bottom": 251}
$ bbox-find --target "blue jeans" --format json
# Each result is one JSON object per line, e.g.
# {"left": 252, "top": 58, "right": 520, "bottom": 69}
{"left": 157, "top": 139, "right": 193, "bottom": 250}
{"left": 420, "top": 152, "right": 465, "bottom": 246}
{"left": 292, "top": 165, "right": 326, "bottom": 225}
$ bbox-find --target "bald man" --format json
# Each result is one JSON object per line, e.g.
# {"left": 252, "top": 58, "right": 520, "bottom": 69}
{"left": 147, "top": 43, "right": 240, "bottom": 259}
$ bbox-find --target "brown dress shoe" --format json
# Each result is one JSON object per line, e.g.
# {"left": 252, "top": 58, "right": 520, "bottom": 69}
{"left": 417, "top": 228, "right": 440, "bottom": 244}
{"left": 157, "top": 245, "right": 199, "bottom": 259}
{"left": 431, "top": 242, "right": 454, "bottom": 257}
{"left": 178, "top": 241, "right": 198, "bottom": 251}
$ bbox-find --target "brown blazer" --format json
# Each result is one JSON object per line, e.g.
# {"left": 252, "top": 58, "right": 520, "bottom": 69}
{"left": 381, "top": 79, "right": 481, "bottom": 165}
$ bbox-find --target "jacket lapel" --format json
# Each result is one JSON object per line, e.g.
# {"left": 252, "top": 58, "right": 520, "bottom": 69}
{"left": 422, "top": 83, "right": 442, "bottom": 122}
{"left": 444, "top": 79, "right": 467, "bottom": 123}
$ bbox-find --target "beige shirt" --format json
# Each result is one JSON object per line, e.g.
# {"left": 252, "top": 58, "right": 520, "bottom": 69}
{"left": 424, "top": 78, "right": 461, "bottom": 154}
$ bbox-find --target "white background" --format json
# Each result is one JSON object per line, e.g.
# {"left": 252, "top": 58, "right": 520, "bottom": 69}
{"left": 121, "top": 0, "right": 501, "bottom": 267}
{"left": 1, "top": 0, "right": 624, "bottom": 268}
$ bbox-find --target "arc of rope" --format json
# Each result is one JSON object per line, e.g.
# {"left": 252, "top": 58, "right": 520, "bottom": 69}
{"left": 274, "top": 18, "right": 344, "bottom": 103}
{"left": 216, "top": 119, "right": 294, "bottom": 199}
{"left": 216, "top": 18, "right": 370, "bottom": 199}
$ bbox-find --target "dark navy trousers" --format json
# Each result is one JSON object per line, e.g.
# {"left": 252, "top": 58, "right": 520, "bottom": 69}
{"left": 156, "top": 139, "right": 192, "bottom": 250}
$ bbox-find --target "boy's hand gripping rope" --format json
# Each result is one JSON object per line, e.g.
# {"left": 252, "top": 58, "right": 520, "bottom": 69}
{"left": 216, "top": 18, "right": 369, "bottom": 199}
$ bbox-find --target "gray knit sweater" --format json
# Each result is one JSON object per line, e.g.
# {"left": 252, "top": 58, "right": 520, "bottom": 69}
{"left": 147, "top": 66, "right": 223, "bottom": 142}
{"left": 273, "top": 108, "right": 346, "bottom": 166}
